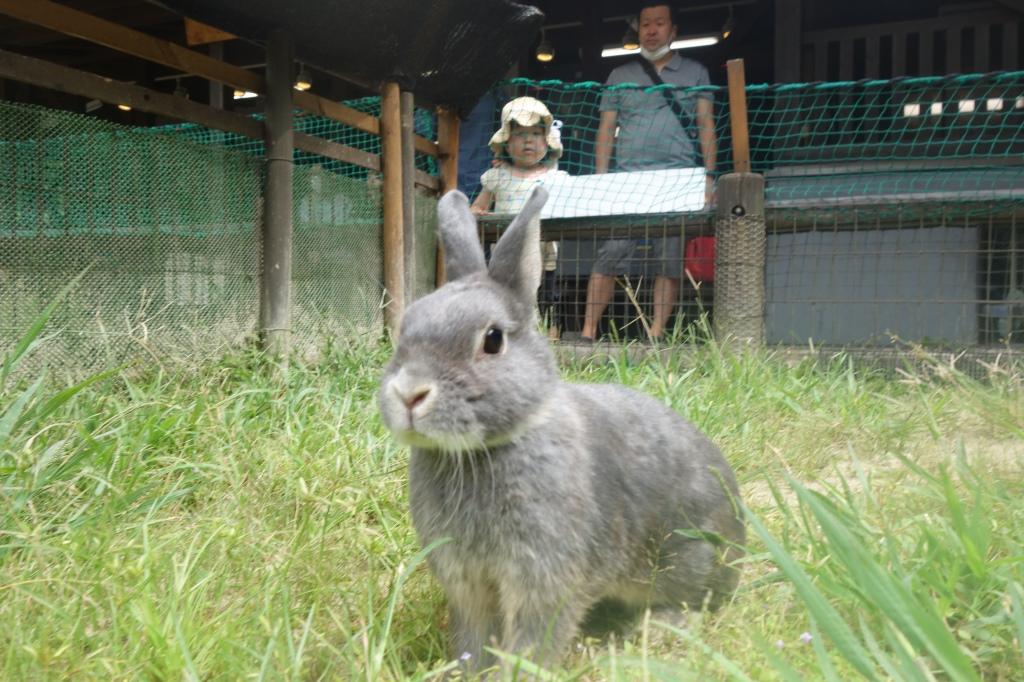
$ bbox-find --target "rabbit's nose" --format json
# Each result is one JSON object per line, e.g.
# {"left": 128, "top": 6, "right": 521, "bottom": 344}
{"left": 392, "top": 381, "right": 434, "bottom": 412}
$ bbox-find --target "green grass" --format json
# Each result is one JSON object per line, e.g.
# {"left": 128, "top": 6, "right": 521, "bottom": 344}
{"left": 2, "top": 313, "right": 1022, "bottom": 679}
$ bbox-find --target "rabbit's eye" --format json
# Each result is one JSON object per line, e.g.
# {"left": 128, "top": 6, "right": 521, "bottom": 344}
{"left": 482, "top": 327, "right": 504, "bottom": 354}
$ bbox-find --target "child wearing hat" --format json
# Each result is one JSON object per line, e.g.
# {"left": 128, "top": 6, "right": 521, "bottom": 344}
{"left": 470, "top": 96, "right": 566, "bottom": 216}
{"left": 471, "top": 96, "right": 567, "bottom": 338}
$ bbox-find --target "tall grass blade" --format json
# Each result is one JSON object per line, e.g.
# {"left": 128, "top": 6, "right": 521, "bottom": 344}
{"left": 653, "top": 619, "right": 755, "bottom": 681}
{"left": 369, "top": 537, "right": 450, "bottom": 677}
{"left": 1, "top": 267, "right": 91, "bottom": 386}
{"left": 791, "top": 480, "right": 979, "bottom": 682}
{"left": 746, "top": 508, "right": 879, "bottom": 681}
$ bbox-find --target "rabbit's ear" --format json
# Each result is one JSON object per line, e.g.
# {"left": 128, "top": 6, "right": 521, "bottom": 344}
{"left": 488, "top": 186, "right": 548, "bottom": 304}
{"left": 437, "top": 190, "right": 486, "bottom": 281}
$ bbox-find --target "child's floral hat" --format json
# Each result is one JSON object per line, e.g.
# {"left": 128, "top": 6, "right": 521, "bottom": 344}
{"left": 488, "top": 96, "right": 563, "bottom": 160}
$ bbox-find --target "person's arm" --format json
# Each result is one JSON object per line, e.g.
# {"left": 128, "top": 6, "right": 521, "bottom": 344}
{"left": 470, "top": 188, "right": 493, "bottom": 215}
{"left": 594, "top": 109, "right": 618, "bottom": 174}
{"left": 696, "top": 97, "right": 717, "bottom": 205}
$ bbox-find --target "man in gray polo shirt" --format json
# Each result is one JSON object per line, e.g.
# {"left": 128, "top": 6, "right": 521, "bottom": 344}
{"left": 580, "top": 2, "right": 717, "bottom": 341}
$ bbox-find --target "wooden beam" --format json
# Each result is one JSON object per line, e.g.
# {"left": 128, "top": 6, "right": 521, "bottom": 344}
{"left": 293, "top": 132, "right": 378, "bottom": 171}
{"left": 773, "top": 0, "right": 801, "bottom": 82}
{"left": 892, "top": 32, "right": 906, "bottom": 76}
{"left": 1005, "top": 22, "right": 1018, "bottom": 72}
{"left": 726, "top": 59, "right": 750, "bottom": 174}
{"left": 714, "top": 172, "right": 766, "bottom": 348}
{"left": 435, "top": 106, "right": 460, "bottom": 287}
{"left": 293, "top": 89, "right": 379, "bottom": 136}
{"left": 0, "top": 0, "right": 262, "bottom": 91}
{"left": 0, "top": 47, "right": 261, "bottom": 138}
{"left": 381, "top": 81, "right": 405, "bottom": 334}
{"left": 0, "top": 0, "right": 438, "bottom": 157}
{"left": 400, "top": 89, "right": 417, "bottom": 304}
{"left": 437, "top": 107, "right": 461, "bottom": 193}
{"left": 814, "top": 40, "right": 828, "bottom": 81}
{"left": 993, "top": 0, "right": 1024, "bottom": 13}
{"left": 948, "top": 26, "right": 962, "bottom": 73}
{"left": 261, "top": 29, "right": 294, "bottom": 358}
{"left": 184, "top": 18, "right": 235, "bottom": 46}
{"left": 975, "top": 23, "right": 989, "bottom": 72}
{"left": 414, "top": 170, "right": 440, "bottom": 192}
{"left": 865, "top": 34, "right": 879, "bottom": 79}
{"left": 0, "top": 47, "right": 428, "bottom": 186}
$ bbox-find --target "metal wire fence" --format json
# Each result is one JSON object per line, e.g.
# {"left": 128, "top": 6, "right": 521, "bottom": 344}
{"left": 0, "top": 98, "right": 437, "bottom": 378}
{"left": 476, "top": 72, "right": 1023, "bottom": 347}
{"left": 3, "top": 70, "right": 1022, "bottom": 379}
{"left": 496, "top": 71, "right": 1023, "bottom": 209}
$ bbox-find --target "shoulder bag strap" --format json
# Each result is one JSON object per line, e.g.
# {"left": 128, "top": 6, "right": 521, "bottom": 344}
{"left": 635, "top": 57, "right": 696, "bottom": 137}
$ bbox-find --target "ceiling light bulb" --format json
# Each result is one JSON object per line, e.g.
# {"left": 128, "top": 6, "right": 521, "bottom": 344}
{"left": 294, "top": 64, "right": 312, "bottom": 91}
{"left": 721, "top": 6, "right": 735, "bottom": 39}
{"left": 536, "top": 31, "right": 554, "bottom": 62}
{"left": 622, "top": 27, "right": 639, "bottom": 51}
{"left": 117, "top": 103, "right": 132, "bottom": 111}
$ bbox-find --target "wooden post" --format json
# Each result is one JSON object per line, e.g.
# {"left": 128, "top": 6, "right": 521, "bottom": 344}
{"left": 208, "top": 42, "right": 225, "bottom": 109}
{"left": 381, "top": 81, "right": 404, "bottom": 334}
{"left": 435, "top": 106, "right": 460, "bottom": 287}
{"left": 400, "top": 90, "right": 416, "bottom": 303}
{"left": 714, "top": 58, "right": 765, "bottom": 348}
{"left": 726, "top": 59, "right": 750, "bottom": 174}
{"left": 260, "top": 29, "right": 293, "bottom": 358}
{"left": 773, "top": 0, "right": 802, "bottom": 82}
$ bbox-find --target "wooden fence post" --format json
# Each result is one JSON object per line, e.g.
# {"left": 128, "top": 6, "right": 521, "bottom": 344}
{"left": 381, "top": 81, "right": 404, "bottom": 334}
{"left": 260, "top": 29, "right": 293, "bottom": 358}
{"left": 400, "top": 90, "right": 416, "bottom": 303}
{"left": 435, "top": 106, "right": 460, "bottom": 287}
{"left": 714, "top": 59, "right": 766, "bottom": 348}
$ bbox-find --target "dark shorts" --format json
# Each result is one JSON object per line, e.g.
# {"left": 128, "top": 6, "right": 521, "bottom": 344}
{"left": 592, "top": 236, "right": 682, "bottom": 277}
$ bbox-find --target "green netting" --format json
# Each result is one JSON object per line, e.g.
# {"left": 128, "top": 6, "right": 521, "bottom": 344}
{"left": 0, "top": 98, "right": 426, "bottom": 377}
{"left": 497, "top": 71, "right": 1023, "bottom": 214}
{"left": 148, "top": 96, "right": 438, "bottom": 181}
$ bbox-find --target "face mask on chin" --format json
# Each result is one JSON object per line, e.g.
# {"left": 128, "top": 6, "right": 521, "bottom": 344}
{"left": 640, "top": 43, "right": 672, "bottom": 62}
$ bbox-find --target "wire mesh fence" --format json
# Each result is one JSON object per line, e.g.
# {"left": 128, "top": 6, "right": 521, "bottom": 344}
{"left": 3, "top": 70, "right": 1022, "bottom": 379}
{"left": 494, "top": 71, "right": 1023, "bottom": 209}
{"left": 478, "top": 215, "right": 716, "bottom": 342}
{"left": 0, "top": 98, "right": 438, "bottom": 378}
{"left": 473, "top": 72, "right": 1023, "bottom": 347}
{"left": 0, "top": 100, "right": 264, "bottom": 377}
{"left": 765, "top": 205, "right": 1023, "bottom": 347}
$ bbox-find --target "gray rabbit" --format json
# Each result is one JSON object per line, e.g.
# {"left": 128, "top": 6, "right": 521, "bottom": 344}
{"left": 379, "top": 187, "right": 744, "bottom": 674}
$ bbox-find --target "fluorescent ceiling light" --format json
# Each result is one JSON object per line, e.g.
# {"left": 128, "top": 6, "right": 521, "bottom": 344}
{"left": 233, "top": 89, "right": 259, "bottom": 100}
{"left": 672, "top": 36, "right": 721, "bottom": 49}
{"left": 601, "top": 35, "right": 718, "bottom": 58}
{"left": 602, "top": 46, "right": 641, "bottom": 58}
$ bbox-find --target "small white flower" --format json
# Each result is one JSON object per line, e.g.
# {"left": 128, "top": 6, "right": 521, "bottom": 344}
{"left": 459, "top": 651, "right": 472, "bottom": 661}
{"left": 774, "top": 639, "right": 785, "bottom": 649}
{"left": 800, "top": 632, "right": 813, "bottom": 644}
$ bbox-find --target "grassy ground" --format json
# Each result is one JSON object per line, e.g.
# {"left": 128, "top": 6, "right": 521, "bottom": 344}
{"left": 2, "top": 313, "right": 1022, "bottom": 679}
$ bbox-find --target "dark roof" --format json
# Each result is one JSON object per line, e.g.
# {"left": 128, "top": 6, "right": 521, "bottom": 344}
{"left": 155, "top": 0, "right": 544, "bottom": 113}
